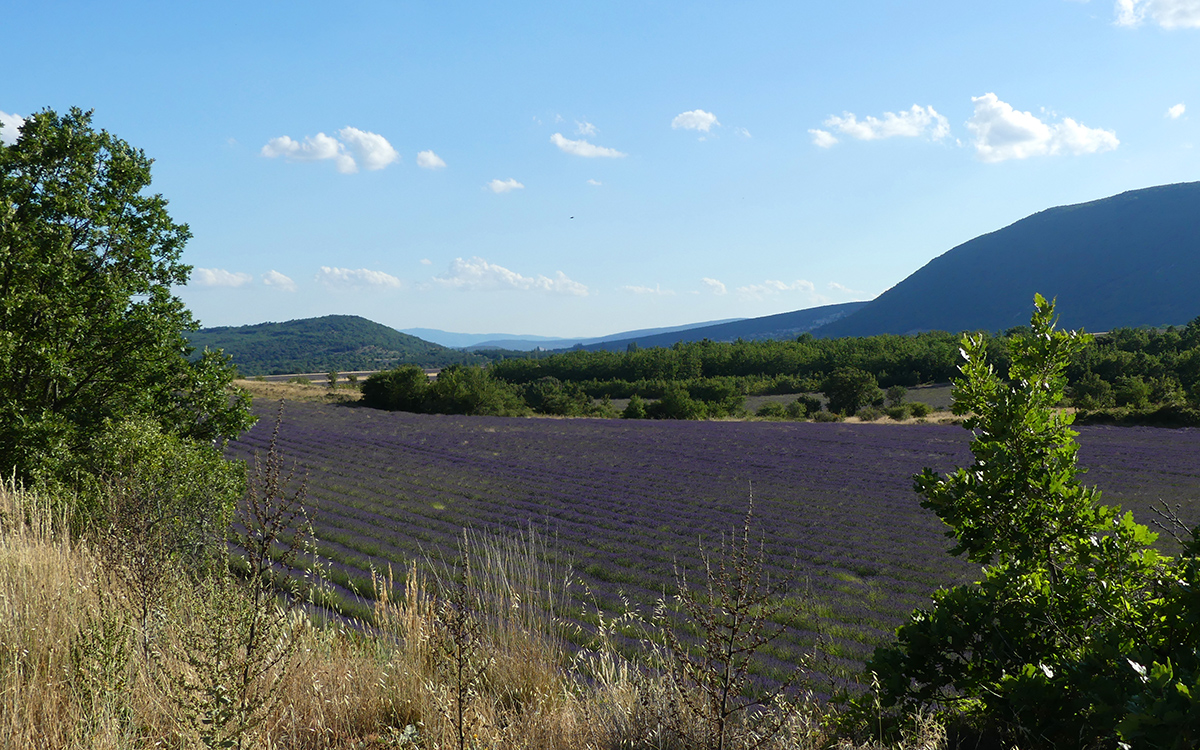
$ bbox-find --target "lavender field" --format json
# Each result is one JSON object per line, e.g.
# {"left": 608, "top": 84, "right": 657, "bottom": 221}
{"left": 227, "top": 402, "right": 1200, "bottom": 685}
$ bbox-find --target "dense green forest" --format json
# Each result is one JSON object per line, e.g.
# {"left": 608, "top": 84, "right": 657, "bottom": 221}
{"left": 361, "top": 320, "right": 1200, "bottom": 423}
{"left": 188, "top": 315, "right": 522, "bottom": 375}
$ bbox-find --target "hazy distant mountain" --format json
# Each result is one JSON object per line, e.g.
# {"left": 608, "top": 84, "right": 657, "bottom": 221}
{"left": 577, "top": 302, "right": 869, "bottom": 351}
{"left": 405, "top": 319, "right": 745, "bottom": 351}
{"left": 813, "top": 182, "right": 1200, "bottom": 338}
{"left": 189, "top": 315, "right": 491, "bottom": 376}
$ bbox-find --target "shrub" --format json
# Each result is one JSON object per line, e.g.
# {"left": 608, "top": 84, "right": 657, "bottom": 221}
{"left": 811, "top": 410, "right": 842, "bottom": 423}
{"left": 885, "top": 385, "right": 907, "bottom": 408}
{"left": 855, "top": 406, "right": 884, "bottom": 422}
{"left": 823, "top": 368, "right": 884, "bottom": 416}
{"left": 756, "top": 402, "right": 787, "bottom": 418}
{"left": 885, "top": 405, "right": 910, "bottom": 421}
{"left": 907, "top": 402, "right": 931, "bottom": 418}
{"left": 362, "top": 366, "right": 430, "bottom": 412}
{"left": 864, "top": 295, "right": 1195, "bottom": 747}
{"left": 623, "top": 394, "right": 648, "bottom": 419}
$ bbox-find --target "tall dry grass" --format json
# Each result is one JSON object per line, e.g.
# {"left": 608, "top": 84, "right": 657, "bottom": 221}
{"left": 0, "top": 481, "right": 945, "bottom": 749}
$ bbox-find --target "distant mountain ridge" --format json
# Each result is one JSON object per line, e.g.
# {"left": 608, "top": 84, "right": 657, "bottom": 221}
{"left": 404, "top": 318, "right": 746, "bottom": 350}
{"left": 188, "top": 315, "right": 490, "bottom": 376}
{"left": 813, "top": 181, "right": 1200, "bottom": 338}
{"left": 575, "top": 302, "right": 869, "bottom": 351}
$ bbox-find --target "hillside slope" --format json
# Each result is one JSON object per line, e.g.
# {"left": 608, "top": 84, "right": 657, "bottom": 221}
{"left": 188, "top": 315, "right": 489, "bottom": 375}
{"left": 578, "top": 301, "right": 868, "bottom": 351}
{"left": 814, "top": 181, "right": 1200, "bottom": 337}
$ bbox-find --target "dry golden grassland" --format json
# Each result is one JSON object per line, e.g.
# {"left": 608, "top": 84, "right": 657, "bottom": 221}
{"left": 0, "top": 481, "right": 949, "bottom": 750}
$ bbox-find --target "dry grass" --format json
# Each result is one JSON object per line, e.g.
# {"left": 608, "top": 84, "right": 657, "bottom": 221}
{"left": 0, "top": 482, "right": 947, "bottom": 750}
{"left": 234, "top": 379, "right": 361, "bottom": 405}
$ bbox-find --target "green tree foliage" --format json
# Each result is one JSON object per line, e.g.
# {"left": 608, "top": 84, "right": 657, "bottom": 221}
{"left": 361, "top": 365, "right": 430, "bottom": 412}
{"left": 622, "top": 393, "right": 648, "bottom": 419}
{"left": 865, "top": 295, "right": 1200, "bottom": 747}
{"left": 822, "top": 367, "right": 884, "bottom": 416}
{"left": 362, "top": 365, "right": 529, "bottom": 416}
{"left": 0, "top": 107, "right": 252, "bottom": 483}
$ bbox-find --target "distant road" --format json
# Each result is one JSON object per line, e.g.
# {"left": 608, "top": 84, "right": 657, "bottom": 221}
{"left": 254, "top": 369, "right": 440, "bottom": 384}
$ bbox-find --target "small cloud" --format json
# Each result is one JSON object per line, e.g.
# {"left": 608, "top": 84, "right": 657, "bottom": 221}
{"left": 819, "top": 105, "right": 950, "bottom": 143}
{"left": 487, "top": 178, "right": 525, "bottom": 193}
{"left": 316, "top": 266, "right": 401, "bottom": 290}
{"left": 550, "top": 133, "right": 627, "bottom": 158}
{"left": 0, "top": 110, "right": 23, "bottom": 145}
{"left": 809, "top": 129, "right": 839, "bottom": 148}
{"left": 1167, "top": 103, "right": 1186, "bottom": 119}
{"left": 554, "top": 114, "right": 564, "bottom": 123}
{"left": 575, "top": 120, "right": 597, "bottom": 136}
{"left": 701, "top": 277, "right": 728, "bottom": 295}
{"left": 672, "top": 109, "right": 720, "bottom": 132}
{"left": 193, "top": 268, "right": 253, "bottom": 288}
{"left": 261, "top": 132, "right": 356, "bottom": 173}
{"left": 433, "top": 257, "right": 588, "bottom": 296}
{"left": 417, "top": 150, "right": 447, "bottom": 169}
{"left": 420, "top": 258, "right": 433, "bottom": 265}
{"left": 262, "top": 270, "right": 297, "bottom": 292}
{"left": 586, "top": 178, "right": 603, "bottom": 186}
{"left": 736, "top": 279, "right": 819, "bottom": 300}
{"left": 966, "top": 93, "right": 1118, "bottom": 162}
{"left": 261, "top": 127, "right": 399, "bottom": 173}
{"left": 620, "top": 283, "right": 675, "bottom": 296}
{"left": 338, "top": 127, "right": 399, "bottom": 171}
{"left": 734, "top": 127, "right": 752, "bottom": 139}
{"left": 1116, "top": 0, "right": 1200, "bottom": 28}
{"left": 827, "top": 281, "right": 868, "bottom": 297}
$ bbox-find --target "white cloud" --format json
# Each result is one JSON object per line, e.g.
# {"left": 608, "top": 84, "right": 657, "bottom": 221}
{"left": 316, "top": 266, "right": 401, "bottom": 289}
{"left": 261, "top": 132, "right": 355, "bottom": 173}
{"left": 736, "top": 279, "right": 818, "bottom": 299}
{"left": 966, "top": 93, "right": 1119, "bottom": 162}
{"left": 828, "top": 281, "right": 868, "bottom": 297}
{"left": 193, "top": 268, "right": 253, "bottom": 288}
{"left": 420, "top": 258, "right": 433, "bottom": 265}
{"left": 1116, "top": 0, "right": 1200, "bottom": 28}
{"left": 575, "top": 120, "right": 597, "bottom": 136}
{"left": 808, "top": 129, "right": 839, "bottom": 148}
{"left": 417, "top": 150, "right": 447, "bottom": 169}
{"left": 261, "top": 127, "right": 398, "bottom": 173}
{"left": 672, "top": 110, "right": 720, "bottom": 132}
{"left": 820, "top": 105, "right": 950, "bottom": 143}
{"left": 586, "top": 178, "right": 602, "bottom": 186}
{"left": 1168, "top": 103, "right": 1187, "bottom": 119}
{"left": 262, "top": 270, "right": 297, "bottom": 292}
{"left": 734, "top": 127, "right": 752, "bottom": 139}
{"left": 620, "top": 283, "right": 675, "bottom": 296}
{"left": 701, "top": 278, "right": 728, "bottom": 295}
{"left": 0, "top": 110, "right": 24, "bottom": 145}
{"left": 338, "top": 127, "right": 399, "bottom": 171}
{"left": 487, "top": 178, "right": 525, "bottom": 193}
{"left": 433, "top": 257, "right": 588, "bottom": 296}
{"left": 550, "top": 133, "right": 627, "bottom": 158}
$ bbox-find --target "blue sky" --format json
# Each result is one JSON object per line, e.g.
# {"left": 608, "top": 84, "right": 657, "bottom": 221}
{"left": 4, "top": 0, "right": 1199, "bottom": 337}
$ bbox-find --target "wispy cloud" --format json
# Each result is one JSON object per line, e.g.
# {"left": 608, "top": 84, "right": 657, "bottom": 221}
{"left": 550, "top": 133, "right": 627, "bottom": 158}
{"left": 586, "top": 178, "right": 602, "bottom": 186}
{"left": 701, "top": 277, "right": 728, "bottom": 295}
{"left": 487, "top": 178, "right": 525, "bottom": 193}
{"left": 575, "top": 120, "right": 597, "bottom": 136}
{"left": 316, "top": 266, "right": 401, "bottom": 289}
{"left": 966, "top": 93, "right": 1118, "bottom": 162}
{"left": 737, "top": 279, "right": 819, "bottom": 300}
{"left": 1116, "top": 0, "right": 1200, "bottom": 28}
{"left": 0, "top": 110, "right": 24, "bottom": 145}
{"left": 1167, "top": 103, "right": 1187, "bottom": 119}
{"left": 193, "top": 268, "right": 254, "bottom": 287}
{"left": 734, "top": 127, "right": 752, "bottom": 139}
{"left": 828, "top": 281, "right": 868, "bottom": 297}
{"left": 620, "top": 283, "right": 675, "bottom": 296}
{"left": 417, "top": 150, "right": 447, "bottom": 169}
{"left": 672, "top": 110, "right": 720, "bottom": 132}
{"left": 262, "top": 270, "right": 297, "bottom": 292}
{"left": 261, "top": 127, "right": 399, "bottom": 173}
{"left": 814, "top": 105, "right": 950, "bottom": 147}
{"left": 433, "top": 257, "right": 588, "bottom": 296}
{"left": 809, "top": 129, "right": 839, "bottom": 148}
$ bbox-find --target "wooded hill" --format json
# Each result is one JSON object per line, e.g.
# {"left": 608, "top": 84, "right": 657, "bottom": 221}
{"left": 187, "top": 315, "right": 513, "bottom": 376}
